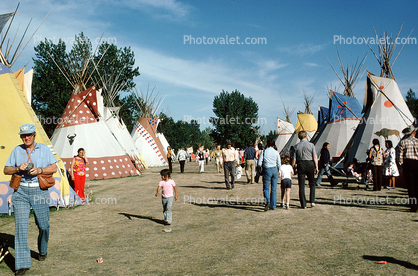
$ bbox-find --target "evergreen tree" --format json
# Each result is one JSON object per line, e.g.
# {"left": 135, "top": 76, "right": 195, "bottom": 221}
{"left": 406, "top": 88, "right": 418, "bottom": 118}
{"left": 32, "top": 32, "right": 139, "bottom": 137}
{"left": 210, "top": 90, "right": 258, "bottom": 148}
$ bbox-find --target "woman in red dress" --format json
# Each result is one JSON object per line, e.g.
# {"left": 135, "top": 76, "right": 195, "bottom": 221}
{"left": 70, "top": 148, "right": 88, "bottom": 201}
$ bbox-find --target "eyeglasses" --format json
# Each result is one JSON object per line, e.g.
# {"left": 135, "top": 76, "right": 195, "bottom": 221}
{"left": 20, "top": 133, "right": 35, "bottom": 139}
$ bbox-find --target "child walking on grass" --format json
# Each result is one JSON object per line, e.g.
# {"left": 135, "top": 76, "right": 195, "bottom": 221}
{"left": 155, "top": 169, "right": 178, "bottom": 225}
{"left": 279, "top": 155, "right": 294, "bottom": 209}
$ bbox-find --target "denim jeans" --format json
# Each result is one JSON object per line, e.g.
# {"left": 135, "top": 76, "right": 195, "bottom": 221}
{"left": 263, "top": 167, "right": 279, "bottom": 209}
{"left": 162, "top": 196, "right": 173, "bottom": 223}
{"left": 315, "top": 165, "right": 336, "bottom": 186}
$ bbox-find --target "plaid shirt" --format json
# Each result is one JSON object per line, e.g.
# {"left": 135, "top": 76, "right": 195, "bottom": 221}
{"left": 397, "top": 136, "right": 418, "bottom": 165}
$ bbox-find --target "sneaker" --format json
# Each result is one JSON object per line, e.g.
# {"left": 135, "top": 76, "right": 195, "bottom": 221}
{"left": 285, "top": 204, "right": 289, "bottom": 210}
{"left": 311, "top": 203, "right": 315, "bottom": 207}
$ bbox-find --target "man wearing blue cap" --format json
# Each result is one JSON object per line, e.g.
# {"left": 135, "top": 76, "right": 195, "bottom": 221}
{"left": 3, "top": 124, "right": 57, "bottom": 275}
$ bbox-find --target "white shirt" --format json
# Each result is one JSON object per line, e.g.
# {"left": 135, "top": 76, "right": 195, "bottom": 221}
{"left": 279, "top": 164, "right": 293, "bottom": 180}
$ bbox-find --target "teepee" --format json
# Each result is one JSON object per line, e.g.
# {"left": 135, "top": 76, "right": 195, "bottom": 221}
{"left": 280, "top": 92, "right": 317, "bottom": 156}
{"left": 342, "top": 26, "right": 415, "bottom": 164}
{"left": 364, "top": 22, "right": 413, "bottom": 80}
{"left": 0, "top": 7, "right": 72, "bottom": 214}
{"left": 131, "top": 87, "right": 168, "bottom": 167}
{"left": 275, "top": 102, "right": 295, "bottom": 152}
{"left": 95, "top": 69, "right": 148, "bottom": 171}
{"left": 312, "top": 91, "right": 362, "bottom": 162}
{"left": 311, "top": 105, "right": 329, "bottom": 142}
{"left": 312, "top": 53, "right": 365, "bottom": 162}
{"left": 50, "top": 41, "right": 140, "bottom": 180}
{"left": 341, "top": 72, "right": 414, "bottom": 163}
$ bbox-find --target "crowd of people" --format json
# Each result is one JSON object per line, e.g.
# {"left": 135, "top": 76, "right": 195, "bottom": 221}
{"left": 163, "top": 125, "right": 418, "bottom": 214}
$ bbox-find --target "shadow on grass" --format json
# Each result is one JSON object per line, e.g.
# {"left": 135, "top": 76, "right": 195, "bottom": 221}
{"left": 190, "top": 201, "right": 265, "bottom": 212}
{"left": 181, "top": 185, "right": 226, "bottom": 190}
{"left": 118, "top": 213, "right": 166, "bottom": 225}
{"left": 362, "top": 255, "right": 418, "bottom": 270}
{"left": 314, "top": 196, "right": 410, "bottom": 212}
{"left": 0, "top": 232, "right": 40, "bottom": 273}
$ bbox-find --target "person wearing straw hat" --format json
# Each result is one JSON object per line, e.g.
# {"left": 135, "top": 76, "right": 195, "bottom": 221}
{"left": 3, "top": 124, "right": 57, "bottom": 275}
{"left": 397, "top": 125, "right": 418, "bottom": 212}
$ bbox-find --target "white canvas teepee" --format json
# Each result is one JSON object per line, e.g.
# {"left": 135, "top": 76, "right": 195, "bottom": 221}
{"left": 51, "top": 86, "right": 140, "bottom": 179}
{"left": 341, "top": 25, "right": 415, "bottom": 163}
{"left": 131, "top": 117, "right": 168, "bottom": 167}
{"left": 94, "top": 69, "right": 148, "bottom": 171}
{"left": 102, "top": 106, "right": 148, "bottom": 171}
{"left": 342, "top": 72, "right": 414, "bottom": 163}
{"left": 275, "top": 104, "right": 295, "bottom": 152}
{"left": 280, "top": 113, "right": 317, "bottom": 156}
{"left": 280, "top": 92, "right": 317, "bottom": 156}
{"left": 130, "top": 87, "right": 168, "bottom": 167}
{"left": 157, "top": 132, "right": 173, "bottom": 154}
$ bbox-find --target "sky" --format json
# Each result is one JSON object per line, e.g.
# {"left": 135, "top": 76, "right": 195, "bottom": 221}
{"left": 2, "top": 0, "right": 418, "bottom": 134}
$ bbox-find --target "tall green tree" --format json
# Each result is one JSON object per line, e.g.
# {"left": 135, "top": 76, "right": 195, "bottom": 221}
{"left": 119, "top": 93, "right": 141, "bottom": 133}
{"left": 32, "top": 39, "right": 73, "bottom": 135}
{"left": 261, "top": 130, "right": 277, "bottom": 146}
{"left": 406, "top": 88, "right": 418, "bottom": 118}
{"left": 32, "top": 32, "right": 140, "bottom": 137}
{"left": 94, "top": 42, "right": 139, "bottom": 92}
{"left": 200, "top": 127, "right": 215, "bottom": 150}
{"left": 210, "top": 90, "right": 258, "bottom": 148}
{"left": 157, "top": 112, "right": 203, "bottom": 151}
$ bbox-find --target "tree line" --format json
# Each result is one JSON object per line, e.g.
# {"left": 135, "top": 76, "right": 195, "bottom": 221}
{"left": 33, "top": 32, "right": 416, "bottom": 153}
{"left": 31, "top": 33, "right": 260, "bottom": 152}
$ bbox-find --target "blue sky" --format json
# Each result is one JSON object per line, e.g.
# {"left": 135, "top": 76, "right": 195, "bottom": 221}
{"left": 3, "top": 0, "right": 418, "bottom": 134}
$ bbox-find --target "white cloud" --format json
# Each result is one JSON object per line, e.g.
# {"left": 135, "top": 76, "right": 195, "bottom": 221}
{"left": 304, "top": 62, "right": 320, "bottom": 67}
{"left": 119, "top": 0, "right": 193, "bottom": 21}
{"left": 278, "top": 42, "right": 327, "bottom": 56}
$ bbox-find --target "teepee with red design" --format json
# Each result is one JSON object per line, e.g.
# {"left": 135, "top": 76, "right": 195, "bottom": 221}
{"left": 51, "top": 86, "right": 139, "bottom": 179}
{"left": 130, "top": 86, "right": 168, "bottom": 167}
{"left": 340, "top": 72, "right": 414, "bottom": 164}
{"left": 312, "top": 51, "right": 365, "bottom": 163}
{"left": 341, "top": 25, "right": 415, "bottom": 164}
{"left": 131, "top": 117, "right": 168, "bottom": 167}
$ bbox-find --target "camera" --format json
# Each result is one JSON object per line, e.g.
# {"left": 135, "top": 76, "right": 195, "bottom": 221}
{"left": 26, "top": 163, "right": 34, "bottom": 172}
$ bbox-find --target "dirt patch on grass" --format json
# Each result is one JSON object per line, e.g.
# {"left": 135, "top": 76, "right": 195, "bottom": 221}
{"left": 1, "top": 161, "right": 418, "bottom": 275}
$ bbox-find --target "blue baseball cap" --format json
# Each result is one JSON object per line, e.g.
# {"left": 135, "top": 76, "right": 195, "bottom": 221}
{"left": 18, "top": 124, "right": 36, "bottom": 135}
